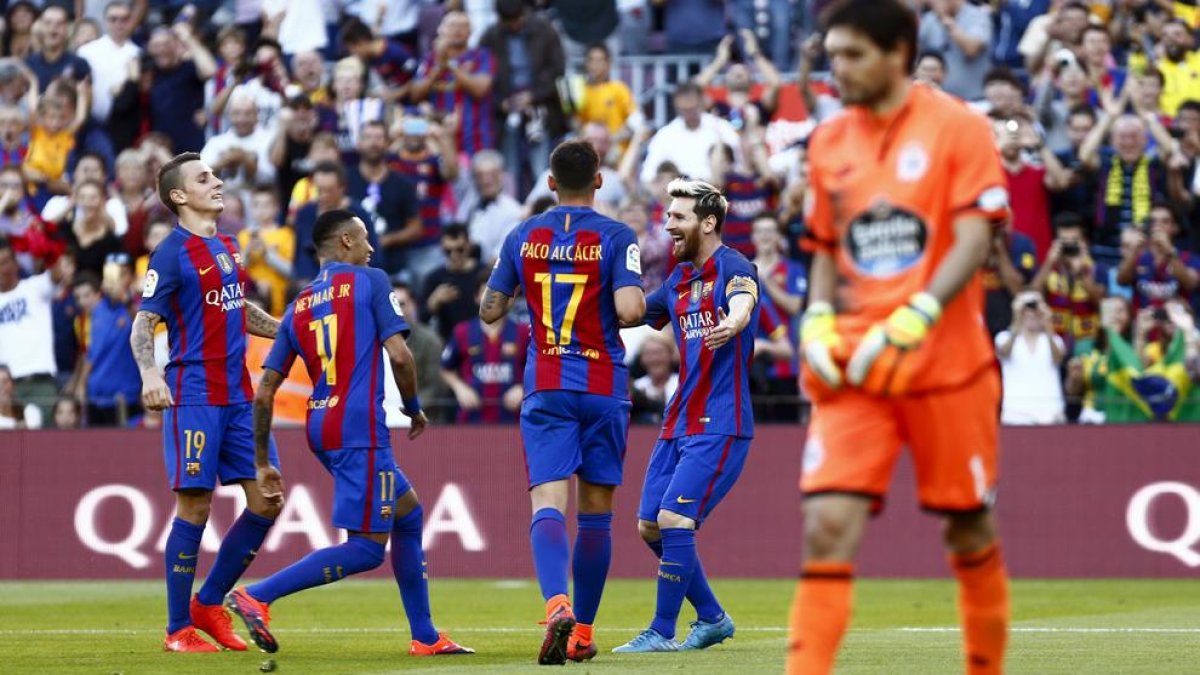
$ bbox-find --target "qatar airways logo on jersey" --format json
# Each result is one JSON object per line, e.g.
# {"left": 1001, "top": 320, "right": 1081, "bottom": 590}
{"left": 519, "top": 242, "right": 603, "bottom": 262}
{"left": 678, "top": 309, "right": 717, "bottom": 341}
{"left": 205, "top": 282, "right": 246, "bottom": 312}
{"left": 473, "top": 362, "right": 515, "bottom": 384}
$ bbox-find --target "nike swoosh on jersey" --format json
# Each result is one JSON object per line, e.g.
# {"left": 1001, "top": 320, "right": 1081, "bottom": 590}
{"left": 177, "top": 552, "right": 198, "bottom": 560}
{"left": 675, "top": 496, "right": 697, "bottom": 504}
{"left": 198, "top": 265, "right": 215, "bottom": 275}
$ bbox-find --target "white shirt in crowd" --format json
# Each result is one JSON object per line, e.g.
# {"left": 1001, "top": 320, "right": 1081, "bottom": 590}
{"left": 201, "top": 126, "right": 277, "bottom": 188}
{"left": 456, "top": 193, "right": 523, "bottom": 265}
{"left": 996, "top": 330, "right": 1066, "bottom": 425}
{"left": 263, "top": 0, "right": 329, "bottom": 55}
{"left": 78, "top": 35, "right": 141, "bottom": 123}
{"left": 633, "top": 372, "right": 679, "bottom": 408}
{"left": 639, "top": 113, "right": 740, "bottom": 185}
{"left": 41, "top": 196, "right": 128, "bottom": 237}
{"left": 0, "top": 402, "right": 42, "bottom": 429}
{"left": 0, "top": 272, "right": 57, "bottom": 379}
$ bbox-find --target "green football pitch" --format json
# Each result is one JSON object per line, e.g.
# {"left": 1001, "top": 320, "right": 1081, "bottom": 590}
{"left": 1, "top": 579, "right": 1197, "bottom": 674}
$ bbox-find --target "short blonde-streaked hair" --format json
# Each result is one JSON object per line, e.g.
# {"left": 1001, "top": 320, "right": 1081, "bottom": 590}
{"left": 666, "top": 178, "right": 728, "bottom": 232}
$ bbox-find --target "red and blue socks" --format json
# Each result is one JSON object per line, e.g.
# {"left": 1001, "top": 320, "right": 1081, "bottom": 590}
{"left": 649, "top": 528, "right": 698, "bottom": 639}
{"left": 572, "top": 512, "right": 612, "bottom": 628}
{"left": 246, "top": 537, "right": 385, "bottom": 604}
{"left": 196, "top": 509, "right": 274, "bottom": 606}
{"left": 164, "top": 517, "right": 204, "bottom": 633}
{"left": 390, "top": 505, "right": 439, "bottom": 645}
{"left": 530, "top": 508, "right": 570, "bottom": 601}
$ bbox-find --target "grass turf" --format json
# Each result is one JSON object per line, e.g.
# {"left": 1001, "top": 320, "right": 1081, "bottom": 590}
{"left": 0, "top": 579, "right": 1197, "bottom": 673}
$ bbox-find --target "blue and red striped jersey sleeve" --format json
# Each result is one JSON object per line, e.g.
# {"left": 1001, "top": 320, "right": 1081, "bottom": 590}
{"left": 367, "top": 268, "right": 409, "bottom": 342}
{"left": 487, "top": 228, "right": 521, "bottom": 295}
{"left": 263, "top": 306, "right": 299, "bottom": 375}
{"left": 139, "top": 239, "right": 181, "bottom": 319}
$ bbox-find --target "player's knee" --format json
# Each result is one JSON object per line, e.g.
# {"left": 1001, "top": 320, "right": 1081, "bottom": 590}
{"left": 638, "top": 519, "right": 660, "bottom": 543}
{"left": 656, "top": 510, "right": 695, "bottom": 531}
{"left": 252, "top": 499, "right": 283, "bottom": 520}
{"left": 175, "top": 491, "right": 212, "bottom": 524}
{"left": 942, "top": 511, "right": 996, "bottom": 554}
{"left": 803, "top": 505, "right": 861, "bottom": 560}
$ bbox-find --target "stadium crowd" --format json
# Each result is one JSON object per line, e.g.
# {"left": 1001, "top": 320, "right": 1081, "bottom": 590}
{"left": 1, "top": 0, "right": 1200, "bottom": 429}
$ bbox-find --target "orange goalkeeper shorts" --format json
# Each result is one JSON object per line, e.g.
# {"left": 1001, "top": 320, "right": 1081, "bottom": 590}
{"left": 801, "top": 365, "right": 1001, "bottom": 513}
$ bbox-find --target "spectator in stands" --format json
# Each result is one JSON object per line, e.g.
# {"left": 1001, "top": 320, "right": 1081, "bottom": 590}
{"left": 113, "top": 148, "right": 155, "bottom": 259}
{"left": 1079, "top": 24, "right": 1124, "bottom": 102}
{"left": 0, "top": 105, "right": 27, "bottom": 168}
{"left": 979, "top": 67, "right": 1026, "bottom": 118}
{"left": 204, "top": 25, "right": 250, "bottom": 138}
{"left": 329, "top": 56, "right": 384, "bottom": 154}
{"left": 662, "top": 0, "right": 725, "bottom": 56}
{"left": 0, "top": 238, "right": 60, "bottom": 419}
{"left": 995, "top": 112, "right": 1070, "bottom": 261}
{"left": 269, "top": 96, "right": 318, "bottom": 207}
{"left": 576, "top": 43, "right": 640, "bottom": 148}
{"left": 340, "top": 17, "right": 418, "bottom": 104}
{"left": 996, "top": 290, "right": 1066, "bottom": 425}
{"left": 983, "top": 217, "right": 1039, "bottom": 338}
{"left": 134, "top": 218, "right": 172, "bottom": 294}
{"left": 440, "top": 274, "right": 528, "bottom": 424}
{"left": 1080, "top": 106, "right": 1175, "bottom": 255}
{"left": 347, "top": 120, "right": 420, "bottom": 278}
{"left": 290, "top": 160, "right": 379, "bottom": 283}
{"left": 730, "top": 0, "right": 793, "bottom": 69}
{"left": 918, "top": 0, "right": 993, "bottom": 100}
{"left": 391, "top": 279, "right": 449, "bottom": 421}
{"left": 1019, "top": 0, "right": 1089, "bottom": 75}
{"left": 209, "top": 38, "right": 287, "bottom": 138}
{"left": 238, "top": 185, "right": 293, "bottom": 316}
{"left": 24, "top": 80, "right": 89, "bottom": 206}
{"left": 62, "top": 179, "right": 121, "bottom": 278}
{"left": 1156, "top": 18, "right": 1200, "bottom": 117}
{"left": 550, "top": 0, "right": 619, "bottom": 60}
{"left": 343, "top": 0, "right": 423, "bottom": 50}
{"left": 145, "top": 22, "right": 216, "bottom": 153}
{"left": 1066, "top": 295, "right": 1131, "bottom": 424}
{"left": 1116, "top": 202, "right": 1200, "bottom": 311}
{"left": 914, "top": 51, "right": 947, "bottom": 89}
{"left": 71, "top": 18, "right": 101, "bottom": 52}
{"left": 52, "top": 395, "right": 81, "bottom": 428}
{"left": 3, "top": 2, "right": 37, "bottom": 59}
{"left": 797, "top": 33, "right": 843, "bottom": 123}
{"left": 1035, "top": 61, "right": 1090, "bottom": 155}
{"left": 630, "top": 331, "right": 678, "bottom": 424}
{"left": 420, "top": 223, "right": 479, "bottom": 342}
{"left": 456, "top": 149, "right": 521, "bottom": 266}
{"left": 993, "top": 0, "right": 1049, "bottom": 69}
{"left": 261, "top": 0, "right": 330, "bottom": 57}
{"left": 751, "top": 213, "right": 803, "bottom": 422}
{"left": 25, "top": 5, "right": 91, "bottom": 93}
{"left": 639, "top": 82, "right": 739, "bottom": 186}
{"left": 711, "top": 127, "right": 777, "bottom": 258}
{"left": 480, "top": 0, "right": 567, "bottom": 197}
{"left": 105, "top": 53, "right": 147, "bottom": 153}
{"left": 1031, "top": 213, "right": 1109, "bottom": 355}
{"left": 0, "top": 165, "right": 58, "bottom": 275}
{"left": 619, "top": 195, "right": 671, "bottom": 293}
{"left": 390, "top": 110, "right": 459, "bottom": 280}
{"left": 71, "top": 257, "right": 141, "bottom": 426}
{"left": 289, "top": 49, "right": 328, "bottom": 106}
{"left": 0, "top": 363, "right": 41, "bottom": 428}
{"left": 524, "top": 123, "right": 625, "bottom": 214}
{"left": 285, "top": 131, "right": 338, "bottom": 220}
{"left": 1049, "top": 105, "right": 1097, "bottom": 219}
{"left": 410, "top": 10, "right": 494, "bottom": 157}
{"left": 76, "top": 1, "right": 141, "bottom": 109}
{"left": 201, "top": 91, "right": 276, "bottom": 191}
{"left": 695, "top": 30, "right": 782, "bottom": 125}
{"left": 41, "top": 151, "right": 126, "bottom": 245}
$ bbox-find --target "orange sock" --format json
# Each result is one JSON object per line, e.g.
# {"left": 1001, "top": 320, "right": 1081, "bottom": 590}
{"left": 951, "top": 543, "right": 1009, "bottom": 675}
{"left": 545, "top": 593, "right": 571, "bottom": 620}
{"left": 786, "top": 562, "right": 853, "bottom": 675}
{"left": 571, "top": 623, "right": 594, "bottom": 645}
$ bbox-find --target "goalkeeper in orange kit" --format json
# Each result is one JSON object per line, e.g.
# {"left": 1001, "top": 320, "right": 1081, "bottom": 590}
{"left": 788, "top": 1, "right": 1011, "bottom": 674}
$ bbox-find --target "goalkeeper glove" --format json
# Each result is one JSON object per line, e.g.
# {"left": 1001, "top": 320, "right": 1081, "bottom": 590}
{"left": 846, "top": 292, "right": 942, "bottom": 395}
{"left": 800, "top": 302, "right": 845, "bottom": 389}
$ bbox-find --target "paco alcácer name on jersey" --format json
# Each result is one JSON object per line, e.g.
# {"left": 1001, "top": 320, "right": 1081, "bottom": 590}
{"left": 845, "top": 200, "right": 928, "bottom": 278}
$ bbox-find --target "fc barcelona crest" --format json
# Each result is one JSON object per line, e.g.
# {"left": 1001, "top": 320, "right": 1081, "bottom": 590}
{"left": 216, "top": 253, "right": 234, "bottom": 274}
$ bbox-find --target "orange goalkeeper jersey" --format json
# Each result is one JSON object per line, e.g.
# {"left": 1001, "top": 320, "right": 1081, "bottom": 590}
{"left": 805, "top": 83, "right": 1009, "bottom": 393}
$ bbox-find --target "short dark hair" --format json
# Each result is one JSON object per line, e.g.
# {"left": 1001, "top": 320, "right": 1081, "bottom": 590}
{"left": 1140, "top": 67, "right": 1166, "bottom": 88}
{"left": 74, "top": 150, "right": 108, "bottom": 175}
{"left": 821, "top": 0, "right": 918, "bottom": 73}
{"left": 254, "top": 37, "right": 284, "bottom": 57}
{"left": 1053, "top": 212, "right": 1087, "bottom": 238}
{"left": 1067, "top": 104, "right": 1097, "bottom": 123}
{"left": 311, "top": 160, "right": 346, "bottom": 187}
{"left": 156, "top": 151, "right": 202, "bottom": 215}
{"left": 496, "top": 0, "right": 525, "bottom": 21}
{"left": 585, "top": 43, "right": 610, "bottom": 60}
{"left": 667, "top": 179, "right": 729, "bottom": 233}
{"left": 530, "top": 195, "right": 557, "bottom": 215}
{"left": 984, "top": 67, "right": 1025, "bottom": 94}
{"left": 1179, "top": 100, "right": 1200, "bottom": 118}
{"left": 72, "top": 270, "right": 101, "bottom": 292}
{"left": 673, "top": 81, "right": 703, "bottom": 100}
{"left": 916, "top": 50, "right": 945, "bottom": 69}
{"left": 441, "top": 222, "right": 468, "bottom": 240}
{"left": 339, "top": 17, "right": 373, "bottom": 47}
{"left": 549, "top": 139, "right": 600, "bottom": 194}
{"left": 312, "top": 208, "right": 358, "bottom": 250}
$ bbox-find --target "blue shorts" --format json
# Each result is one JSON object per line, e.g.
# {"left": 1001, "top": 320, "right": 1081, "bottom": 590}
{"left": 163, "top": 404, "right": 281, "bottom": 491}
{"left": 637, "top": 434, "right": 751, "bottom": 527}
{"left": 519, "top": 390, "right": 631, "bottom": 489}
{"left": 315, "top": 448, "right": 410, "bottom": 533}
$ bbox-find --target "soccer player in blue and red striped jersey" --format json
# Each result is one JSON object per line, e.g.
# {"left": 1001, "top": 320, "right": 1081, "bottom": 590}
{"left": 410, "top": 11, "right": 494, "bottom": 156}
{"left": 613, "top": 179, "right": 759, "bottom": 654}
{"left": 481, "top": 140, "right": 646, "bottom": 664}
{"left": 441, "top": 278, "right": 529, "bottom": 423}
{"left": 225, "top": 209, "right": 472, "bottom": 657}
{"left": 131, "top": 153, "right": 285, "bottom": 653}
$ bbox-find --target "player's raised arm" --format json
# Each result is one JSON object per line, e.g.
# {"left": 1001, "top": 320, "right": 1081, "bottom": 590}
{"left": 130, "top": 310, "right": 173, "bottom": 410}
{"left": 384, "top": 333, "right": 428, "bottom": 439}
{"left": 245, "top": 301, "right": 280, "bottom": 338}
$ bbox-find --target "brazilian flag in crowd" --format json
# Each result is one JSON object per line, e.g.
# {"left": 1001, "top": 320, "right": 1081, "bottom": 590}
{"left": 1092, "top": 328, "right": 1200, "bottom": 422}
